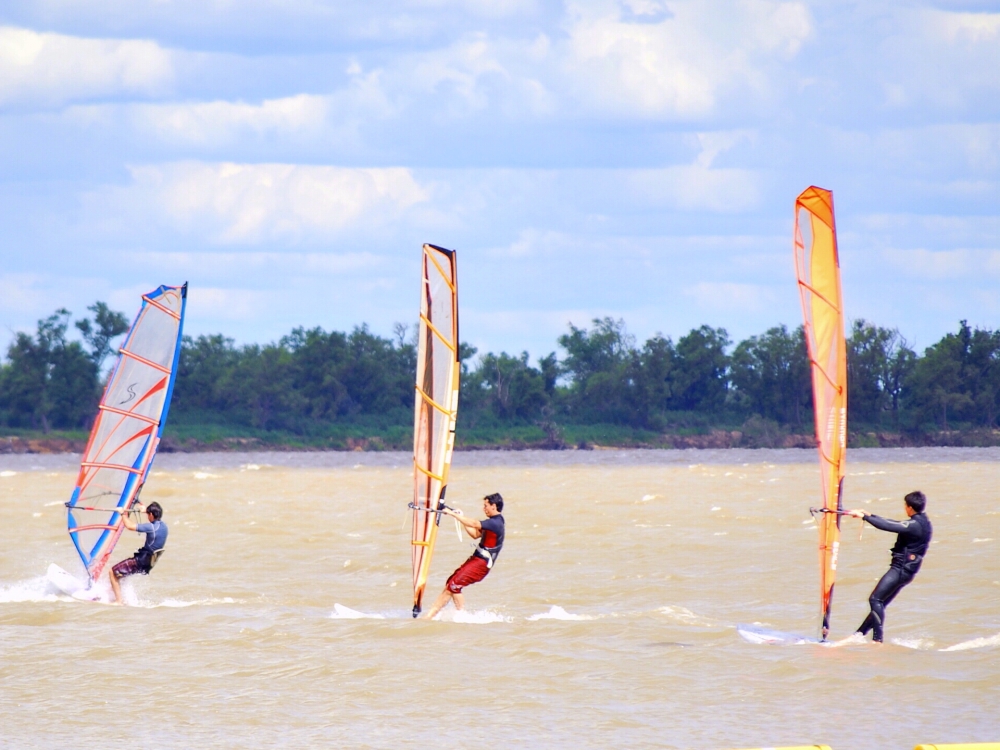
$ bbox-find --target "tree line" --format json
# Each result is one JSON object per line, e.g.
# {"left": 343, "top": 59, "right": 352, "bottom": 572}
{"left": 1, "top": 302, "right": 999, "bottom": 437}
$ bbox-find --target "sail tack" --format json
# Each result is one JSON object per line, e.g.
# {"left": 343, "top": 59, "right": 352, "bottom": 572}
{"left": 794, "top": 187, "right": 847, "bottom": 640}
{"left": 411, "top": 244, "right": 459, "bottom": 617}
{"left": 66, "top": 284, "right": 187, "bottom": 581}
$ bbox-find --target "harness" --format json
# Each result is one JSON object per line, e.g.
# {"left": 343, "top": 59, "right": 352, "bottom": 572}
{"left": 135, "top": 520, "right": 166, "bottom": 572}
{"left": 473, "top": 543, "right": 499, "bottom": 569}
{"left": 891, "top": 514, "right": 931, "bottom": 572}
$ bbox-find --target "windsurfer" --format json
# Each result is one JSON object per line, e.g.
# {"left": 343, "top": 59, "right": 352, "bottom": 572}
{"left": 422, "top": 493, "right": 505, "bottom": 619}
{"left": 848, "top": 491, "right": 932, "bottom": 642}
{"left": 109, "top": 501, "right": 168, "bottom": 605}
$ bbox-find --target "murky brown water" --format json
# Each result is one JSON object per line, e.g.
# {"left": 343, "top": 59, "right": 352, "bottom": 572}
{"left": 1, "top": 448, "right": 998, "bottom": 749}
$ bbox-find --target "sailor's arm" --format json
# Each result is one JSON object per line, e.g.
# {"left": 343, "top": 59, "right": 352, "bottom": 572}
{"left": 443, "top": 509, "right": 482, "bottom": 538}
{"left": 848, "top": 510, "right": 910, "bottom": 533}
{"left": 119, "top": 503, "right": 145, "bottom": 532}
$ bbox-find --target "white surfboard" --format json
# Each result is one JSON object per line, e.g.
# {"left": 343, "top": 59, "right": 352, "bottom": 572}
{"left": 737, "top": 623, "right": 821, "bottom": 645}
{"left": 46, "top": 563, "right": 114, "bottom": 604}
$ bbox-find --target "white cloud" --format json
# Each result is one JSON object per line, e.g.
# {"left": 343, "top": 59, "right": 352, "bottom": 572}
{"left": 873, "top": 8, "right": 1000, "bottom": 112}
{"left": 0, "top": 273, "right": 49, "bottom": 315}
{"left": 880, "top": 248, "right": 1000, "bottom": 281}
{"left": 0, "top": 26, "right": 173, "bottom": 109}
{"left": 125, "top": 94, "right": 329, "bottom": 147}
{"left": 90, "top": 162, "right": 430, "bottom": 244}
{"left": 626, "top": 165, "right": 761, "bottom": 212}
{"left": 183, "top": 286, "right": 276, "bottom": 323}
{"left": 931, "top": 9, "right": 1000, "bottom": 44}
{"left": 559, "top": 0, "right": 811, "bottom": 118}
{"left": 130, "top": 250, "right": 385, "bottom": 276}
{"left": 684, "top": 282, "right": 776, "bottom": 313}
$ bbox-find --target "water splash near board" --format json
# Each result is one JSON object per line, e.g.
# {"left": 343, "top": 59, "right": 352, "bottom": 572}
{"left": 46, "top": 563, "right": 115, "bottom": 604}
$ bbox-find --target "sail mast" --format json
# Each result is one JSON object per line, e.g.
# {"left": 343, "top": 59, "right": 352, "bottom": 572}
{"left": 411, "top": 245, "right": 459, "bottom": 617}
{"left": 66, "top": 283, "right": 187, "bottom": 582}
{"left": 793, "top": 187, "right": 848, "bottom": 641}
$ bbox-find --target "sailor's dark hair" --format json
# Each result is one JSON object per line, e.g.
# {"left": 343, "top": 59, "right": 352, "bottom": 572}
{"left": 146, "top": 501, "right": 163, "bottom": 520}
{"left": 904, "top": 491, "right": 926, "bottom": 513}
{"left": 484, "top": 493, "right": 504, "bottom": 512}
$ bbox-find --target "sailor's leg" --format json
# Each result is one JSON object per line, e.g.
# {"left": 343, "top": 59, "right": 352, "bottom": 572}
{"left": 452, "top": 592, "right": 465, "bottom": 611}
{"left": 421, "top": 588, "right": 453, "bottom": 619}
{"left": 109, "top": 567, "right": 124, "bottom": 605}
{"left": 859, "top": 567, "right": 906, "bottom": 642}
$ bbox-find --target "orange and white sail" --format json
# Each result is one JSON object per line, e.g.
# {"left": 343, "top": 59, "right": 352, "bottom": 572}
{"left": 794, "top": 187, "right": 848, "bottom": 640}
{"left": 66, "top": 283, "right": 187, "bottom": 582}
{"left": 411, "top": 244, "right": 459, "bottom": 617}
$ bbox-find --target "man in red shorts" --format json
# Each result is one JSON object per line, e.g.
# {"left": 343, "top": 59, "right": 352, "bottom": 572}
{"left": 422, "top": 493, "right": 505, "bottom": 619}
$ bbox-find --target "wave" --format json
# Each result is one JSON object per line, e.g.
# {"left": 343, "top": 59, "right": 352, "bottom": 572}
{"left": 0, "top": 572, "right": 238, "bottom": 609}
{"left": 330, "top": 603, "right": 386, "bottom": 620}
{"left": 527, "top": 605, "right": 594, "bottom": 621}
{"left": 940, "top": 632, "right": 1000, "bottom": 651}
{"left": 658, "top": 605, "right": 719, "bottom": 627}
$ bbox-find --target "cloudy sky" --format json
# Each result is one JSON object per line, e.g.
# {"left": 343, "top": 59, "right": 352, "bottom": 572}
{"left": 1, "top": 0, "right": 998, "bottom": 361}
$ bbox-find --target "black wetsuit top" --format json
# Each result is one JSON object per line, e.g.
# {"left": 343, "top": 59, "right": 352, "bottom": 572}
{"left": 865, "top": 512, "right": 932, "bottom": 575}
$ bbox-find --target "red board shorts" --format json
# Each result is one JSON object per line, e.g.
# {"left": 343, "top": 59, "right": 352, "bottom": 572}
{"left": 446, "top": 555, "right": 490, "bottom": 593}
{"left": 112, "top": 557, "right": 146, "bottom": 579}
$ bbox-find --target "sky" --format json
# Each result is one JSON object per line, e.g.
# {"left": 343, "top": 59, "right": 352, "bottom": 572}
{"left": 1, "top": 0, "right": 998, "bottom": 362}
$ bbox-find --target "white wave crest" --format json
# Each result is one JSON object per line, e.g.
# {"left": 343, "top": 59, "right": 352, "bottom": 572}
{"left": 940, "top": 632, "right": 1000, "bottom": 651}
{"left": 658, "top": 605, "right": 717, "bottom": 627}
{"left": 0, "top": 576, "right": 65, "bottom": 603}
{"left": 441, "top": 608, "right": 511, "bottom": 624}
{"left": 892, "top": 637, "right": 936, "bottom": 650}
{"left": 330, "top": 603, "right": 385, "bottom": 620}
{"left": 528, "top": 605, "right": 594, "bottom": 621}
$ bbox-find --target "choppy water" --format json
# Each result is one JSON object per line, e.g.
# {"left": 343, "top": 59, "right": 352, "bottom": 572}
{"left": 1, "top": 448, "right": 998, "bottom": 750}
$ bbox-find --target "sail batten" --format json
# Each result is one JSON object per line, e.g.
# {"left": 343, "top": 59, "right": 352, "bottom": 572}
{"left": 410, "top": 244, "right": 459, "bottom": 617}
{"left": 66, "top": 283, "right": 187, "bottom": 582}
{"left": 794, "top": 187, "right": 848, "bottom": 641}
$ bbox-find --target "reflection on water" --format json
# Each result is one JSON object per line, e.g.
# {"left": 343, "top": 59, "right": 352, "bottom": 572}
{"left": 1, "top": 449, "right": 998, "bottom": 749}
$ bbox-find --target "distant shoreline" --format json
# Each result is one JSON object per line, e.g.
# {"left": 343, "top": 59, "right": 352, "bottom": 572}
{"left": 3, "top": 445, "right": 1000, "bottom": 472}
{"left": 4, "top": 427, "right": 1000, "bottom": 456}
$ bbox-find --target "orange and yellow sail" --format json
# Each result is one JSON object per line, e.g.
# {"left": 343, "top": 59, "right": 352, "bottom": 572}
{"left": 410, "top": 244, "right": 460, "bottom": 618}
{"left": 793, "top": 187, "right": 848, "bottom": 640}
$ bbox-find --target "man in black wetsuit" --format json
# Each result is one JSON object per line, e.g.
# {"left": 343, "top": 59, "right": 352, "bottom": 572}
{"left": 848, "top": 491, "right": 932, "bottom": 643}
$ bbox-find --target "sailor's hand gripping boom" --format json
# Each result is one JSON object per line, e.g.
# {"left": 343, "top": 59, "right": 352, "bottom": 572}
{"left": 408, "top": 501, "right": 465, "bottom": 541}
{"left": 809, "top": 506, "right": 866, "bottom": 539}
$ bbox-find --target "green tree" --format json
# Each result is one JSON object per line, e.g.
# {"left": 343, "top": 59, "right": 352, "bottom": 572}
{"left": 75, "top": 301, "right": 130, "bottom": 373}
{"left": 172, "top": 334, "right": 242, "bottom": 417}
{"left": 907, "top": 321, "right": 1000, "bottom": 430}
{"left": 475, "top": 351, "right": 550, "bottom": 421}
{"left": 846, "top": 320, "right": 917, "bottom": 427}
{"left": 630, "top": 334, "right": 677, "bottom": 427}
{"left": 670, "top": 325, "right": 730, "bottom": 412}
{"left": 729, "top": 325, "right": 810, "bottom": 425}
{"left": 558, "top": 318, "right": 636, "bottom": 423}
{"left": 0, "top": 309, "right": 99, "bottom": 430}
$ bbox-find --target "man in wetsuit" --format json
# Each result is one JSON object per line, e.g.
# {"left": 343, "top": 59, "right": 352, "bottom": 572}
{"left": 109, "top": 501, "right": 168, "bottom": 605}
{"left": 422, "top": 493, "right": 505, "bottom": 620}
{"left": 848, "top": 491, "right": 932, "bottom": 643}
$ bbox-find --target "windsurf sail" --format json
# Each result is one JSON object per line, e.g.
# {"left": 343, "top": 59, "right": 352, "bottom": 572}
{"left": 794, "top": 187, "right": 847, "bottom": 641}
{"left": 66, "top": 283, "right": 188, "bottom": 582}
{"left": 410, "top": 244, "right": 459, "bottom": 617}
